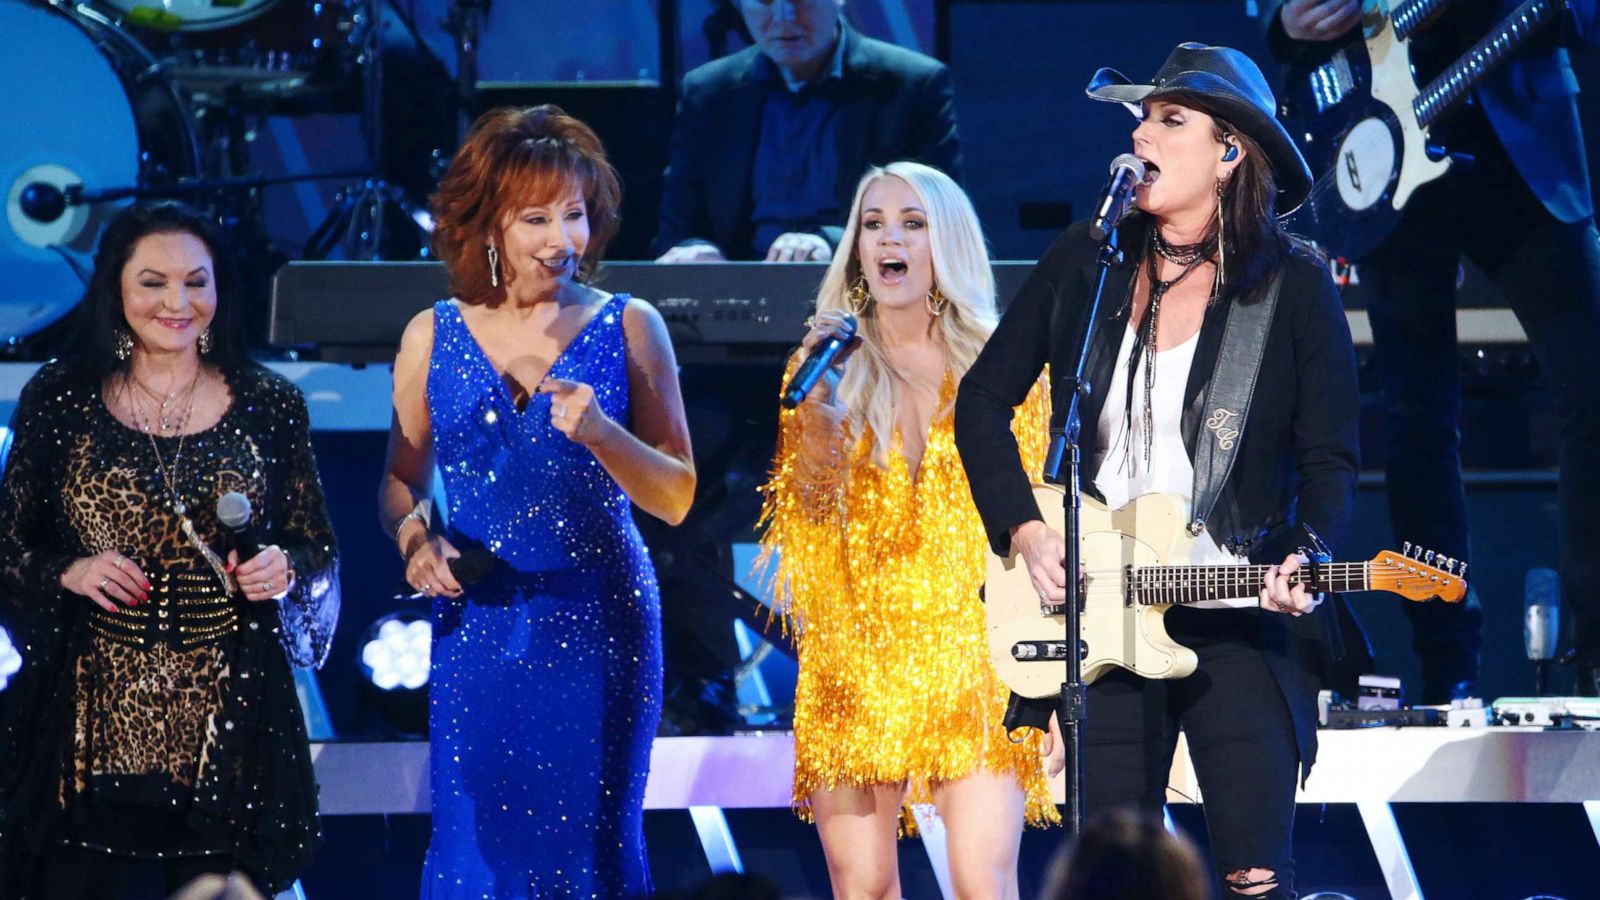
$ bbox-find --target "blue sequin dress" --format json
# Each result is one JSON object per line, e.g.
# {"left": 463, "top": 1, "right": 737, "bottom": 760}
{"left": 421, "top": 296, "right": 662, "bottom": 899}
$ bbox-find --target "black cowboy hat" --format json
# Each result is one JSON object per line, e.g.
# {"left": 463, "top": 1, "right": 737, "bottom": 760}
{"left": 1086, "top": 42, "right": 1313, "bottom": 214}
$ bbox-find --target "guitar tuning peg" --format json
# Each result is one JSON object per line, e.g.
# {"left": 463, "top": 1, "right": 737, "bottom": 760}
{"left": 1460, "top": 562, "right": 1468, "bottom": 580}
{"left": 1425, "top": 550, "right": 1435, "bottom": 565}
{"left": 1447, "top": 557, "right": 1458, "bottom": 574}
{"left": 1403, "top": 541, "right": 1413, "bottom": 556}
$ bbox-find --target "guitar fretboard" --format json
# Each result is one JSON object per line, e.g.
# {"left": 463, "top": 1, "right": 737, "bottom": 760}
{"left": 1393, "top": 0, "right": 1454, "bottom": 40}
{"left": 1415, "top": 0, "right": 1565, "bottom": 127}
{"left": 1129, "top": 563, "right": 1371, "bottom": 606}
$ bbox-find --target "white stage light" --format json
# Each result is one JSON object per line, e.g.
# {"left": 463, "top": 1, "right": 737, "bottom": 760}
{"left": 359, "top": 616, "right": 432, "bottom": 691}
{"left": 0, "top": 624, "right": 21, "bottom": 691}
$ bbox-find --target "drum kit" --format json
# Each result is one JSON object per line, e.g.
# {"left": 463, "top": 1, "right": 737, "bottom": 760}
{"left": 0, "top": 0, "right": 425, "bottom": 348}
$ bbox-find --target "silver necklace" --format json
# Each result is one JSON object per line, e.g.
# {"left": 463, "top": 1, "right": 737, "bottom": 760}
{"left": 128, "top": 369, "right": 200, "bottom": 514}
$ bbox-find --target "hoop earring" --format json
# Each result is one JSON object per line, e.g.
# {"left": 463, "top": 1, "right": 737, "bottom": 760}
{"left": 847, "top": 274, "right": 872, "bottom": 316}
{"left": 115, "top": 328, "right": 134, "bottom": 361}
{"left": 487, "top": 243, "right": 501, "bottom": 288}
{"left": 197, "top": 328, "right": 213, "bottom": 355}
{"left": 925, "top": 286, "right": 949, "bottom": 317}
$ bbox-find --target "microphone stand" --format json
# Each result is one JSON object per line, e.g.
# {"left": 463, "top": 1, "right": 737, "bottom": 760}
{"left": 1040, "top": 226, "right": 1123, "bottom": 835}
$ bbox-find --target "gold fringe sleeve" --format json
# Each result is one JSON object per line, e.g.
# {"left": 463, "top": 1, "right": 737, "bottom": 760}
{"left": 1014, "top": 367, "right": 1053, "bottom": 481}
{"left": 755, "top": 355, "right": 850, "bottom": 639}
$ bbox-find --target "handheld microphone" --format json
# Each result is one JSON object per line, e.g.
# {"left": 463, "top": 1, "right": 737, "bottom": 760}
{"left": 1089, "top": 153, "right": 1147, "bottom": 241}
{"left": 781, "top": 313, "right": 857, "bottom": 409}
{"left": 216, "top": 491, "right": 264, "bottom": 562}
{"left": 447, "top": 549, "right": 497, "bottom": 587}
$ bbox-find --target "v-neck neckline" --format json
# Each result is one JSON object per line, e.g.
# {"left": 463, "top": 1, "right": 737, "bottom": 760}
{"left": 895, "top": 369, "right": 954, "bottom": 489}
{"left": 449, "top": 294, "right": 621, "bottom": 414}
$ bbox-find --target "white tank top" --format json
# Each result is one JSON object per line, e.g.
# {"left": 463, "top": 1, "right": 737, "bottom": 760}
{"left": 1092, "top": 324, "right": 1254, "bottom": 610}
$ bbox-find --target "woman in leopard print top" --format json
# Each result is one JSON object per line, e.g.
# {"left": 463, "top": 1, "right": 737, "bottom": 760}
{"left": 0, "top": 202, "right": 340, "bottom": 898}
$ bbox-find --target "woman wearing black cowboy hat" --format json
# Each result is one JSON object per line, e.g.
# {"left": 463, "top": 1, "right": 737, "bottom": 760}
{"left": 955, "top": 44, "right": 1360, "bottom": 899}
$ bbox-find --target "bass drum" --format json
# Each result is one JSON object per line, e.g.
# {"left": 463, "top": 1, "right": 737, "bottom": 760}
{"left": 1, "top": 1, "right": 200, "bottom": 342}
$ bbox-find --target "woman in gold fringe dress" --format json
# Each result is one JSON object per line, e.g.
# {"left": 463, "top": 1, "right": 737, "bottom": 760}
{"left": 759, "top": 161, "right": 1058, "bottom": 900}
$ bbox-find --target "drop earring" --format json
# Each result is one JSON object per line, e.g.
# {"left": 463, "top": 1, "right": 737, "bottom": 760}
{"left": 847, "top": 274, "right": 871, "bottom": 316}
{"left": 115, "top": 328, "right": 134, "bottom": 361}
{"left": 1213, "top": 177, "right": 1228, "bottom": 300}
{"left": 487, "top": 243, "right": 501, "bottom": 288}
{"left": 924, "top": 286, "right": 949, "bottom": 317}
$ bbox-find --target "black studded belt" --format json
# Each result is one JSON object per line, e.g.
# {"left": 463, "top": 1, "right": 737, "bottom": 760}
{"left": 86, "top": 569, "right": 240, "bottom": 651}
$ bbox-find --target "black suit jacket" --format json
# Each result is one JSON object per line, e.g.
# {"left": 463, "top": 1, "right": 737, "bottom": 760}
{"left": 953, "top": 218, "right": 1361, "bottom": 780}
{"left": 653, "top": 25, "right": 962, "bottom": 259}
{"left": 1263, "top": 0, "right": 1599, "bottom": 223}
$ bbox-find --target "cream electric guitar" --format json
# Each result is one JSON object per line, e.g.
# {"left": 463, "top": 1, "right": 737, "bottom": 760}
{"left": 986, "top": 486, "right": 1467, "bottom": 699}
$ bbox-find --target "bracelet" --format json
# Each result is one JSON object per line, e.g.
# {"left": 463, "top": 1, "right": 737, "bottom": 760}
{"left": 393, "top": 511, "right": 426, "bottom": 557}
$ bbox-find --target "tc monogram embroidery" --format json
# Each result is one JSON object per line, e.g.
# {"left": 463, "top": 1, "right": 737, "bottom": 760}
{"left": 1205, "top": 407, "right": 1240, "bottom": 450}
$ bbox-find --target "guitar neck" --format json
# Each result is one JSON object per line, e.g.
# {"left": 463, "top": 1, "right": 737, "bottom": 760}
{"left": 1415, "top": 0, "right": 1566, "bottom": 128}
{"left": 1393, "top": 0, "right": 1455, "bottom": 41}
{"left": 1130, "top": 563, "right": 1370, "bottom": 606}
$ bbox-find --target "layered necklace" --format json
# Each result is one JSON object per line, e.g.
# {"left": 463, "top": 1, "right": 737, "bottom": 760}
{"left": 123, "top": 365, "right": 235, "bottom": 592}
{"left": 128, "top": 371, "right": 198, "bottom": 434}
{"left": 1121, "top": 227, "right": 1219, "bottom": 467}
{"left": 127, "top": 366, "right": 201, "bottom": 514}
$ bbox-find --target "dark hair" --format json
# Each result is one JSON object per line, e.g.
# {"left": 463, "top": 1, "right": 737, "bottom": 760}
{"left": 1136, "top": 92, "right": 1315, "bottom": 306}
{"left": 63, "top": 200, "right": 253, "bottom": 384}
{"left": 1041, "top": 809, "right": 1211, "bottom": 900}
{"left": 429, "top": 104, "right": 622, "bottom": 304}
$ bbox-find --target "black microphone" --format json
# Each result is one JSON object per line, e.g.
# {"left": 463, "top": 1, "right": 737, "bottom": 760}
{"left": 447, "top": 549, "right": 497, "bottom": 587}
{"left": 781, "top": 312, "right": 857, "bottom": 409}
{"left": 1089, "top": 153, "right": 1147, "bottom": 241}
{"left": 216, "top": 491, "right": 264, "bottom": 562}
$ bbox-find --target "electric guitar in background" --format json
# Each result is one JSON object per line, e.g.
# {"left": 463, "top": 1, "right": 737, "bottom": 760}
{"left": 1278, "top": 0, "right": 1570, "bottom": 259}
{"left": 985, "top": 487, "right": 1467, "bottom": 699}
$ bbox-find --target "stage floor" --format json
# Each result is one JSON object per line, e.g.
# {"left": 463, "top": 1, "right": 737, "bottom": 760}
{"left": 306, "top": 728, "right": 1600, "bottom": 899}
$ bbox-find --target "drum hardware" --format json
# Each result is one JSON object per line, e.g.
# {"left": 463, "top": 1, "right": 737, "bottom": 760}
{"left": 444, "top": 0, "right": 492, "bottom": 124}
{"left": 302, "top": 0, "right": 433, "bottom": 260}
{"left": 15, "top": 168, "right": 376, "bottom": 226}
{"left": 103, "top": 0, "right": 371, "bottom": 106}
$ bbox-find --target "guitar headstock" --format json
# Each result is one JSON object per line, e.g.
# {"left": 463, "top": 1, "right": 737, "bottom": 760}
{"left": 1369, "top": 543, "right": 1467, "bottom": 603}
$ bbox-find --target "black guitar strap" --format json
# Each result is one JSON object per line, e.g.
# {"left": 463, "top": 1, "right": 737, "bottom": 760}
{"left": 1187, "top": 270, "right": 1285, "bottom": 538}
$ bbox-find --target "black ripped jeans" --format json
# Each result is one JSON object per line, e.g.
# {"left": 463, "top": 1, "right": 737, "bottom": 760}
{"left": 1084, "top": 606, "right": 1301, "bottom": 898}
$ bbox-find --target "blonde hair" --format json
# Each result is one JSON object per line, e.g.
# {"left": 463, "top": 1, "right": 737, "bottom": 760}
{"left": 813, "top": 161, "right": 996, "bottom": 465}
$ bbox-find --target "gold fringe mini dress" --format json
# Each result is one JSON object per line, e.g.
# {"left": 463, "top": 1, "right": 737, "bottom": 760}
{"left": 759, "top": 370, "right": 1059, "bottom": 829}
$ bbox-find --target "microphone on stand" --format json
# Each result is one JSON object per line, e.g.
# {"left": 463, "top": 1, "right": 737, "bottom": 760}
{"left": 781, "top": 313, "right": 858, "bottom": 409}
{"left": 216, "top": 492, "right": 264, "bottom": 562}
{"left": 1089, "top": 153, "right": 1147, "bottom": 241}
{"left": 1524, "top": 567, "right": 1560, "bottom": 695}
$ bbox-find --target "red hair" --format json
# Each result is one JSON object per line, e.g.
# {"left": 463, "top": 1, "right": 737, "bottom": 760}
{"left": 429, "top": 105, "right": 622, "bottom": 304}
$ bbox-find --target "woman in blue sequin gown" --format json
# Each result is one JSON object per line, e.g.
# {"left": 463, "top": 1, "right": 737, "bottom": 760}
{"left": 379, "top": 106, "right": 696, "bottom": 899}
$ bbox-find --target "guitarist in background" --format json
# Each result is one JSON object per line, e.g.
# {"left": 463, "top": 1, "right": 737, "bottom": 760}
{"left": 1266, "top": 0, "right": 1600, "bottom": 699}
{"left": 955, "top": 44, "right": 1360, "bottom": 900}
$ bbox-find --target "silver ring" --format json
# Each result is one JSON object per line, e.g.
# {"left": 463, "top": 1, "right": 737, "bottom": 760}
{"left": 98, "top": 576, "right": 110, "bottom": 590}
{"left": 113, "top": 555, "right": 126, "bottom": 571}
{"left": 422, "top": 582, "right": 433, "bottom": 594}
{"left": 554, "top": 403, "right": 567, "bottom": 420}
{"left": 261, "top": 580, "right": 273, "bottom": 593}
